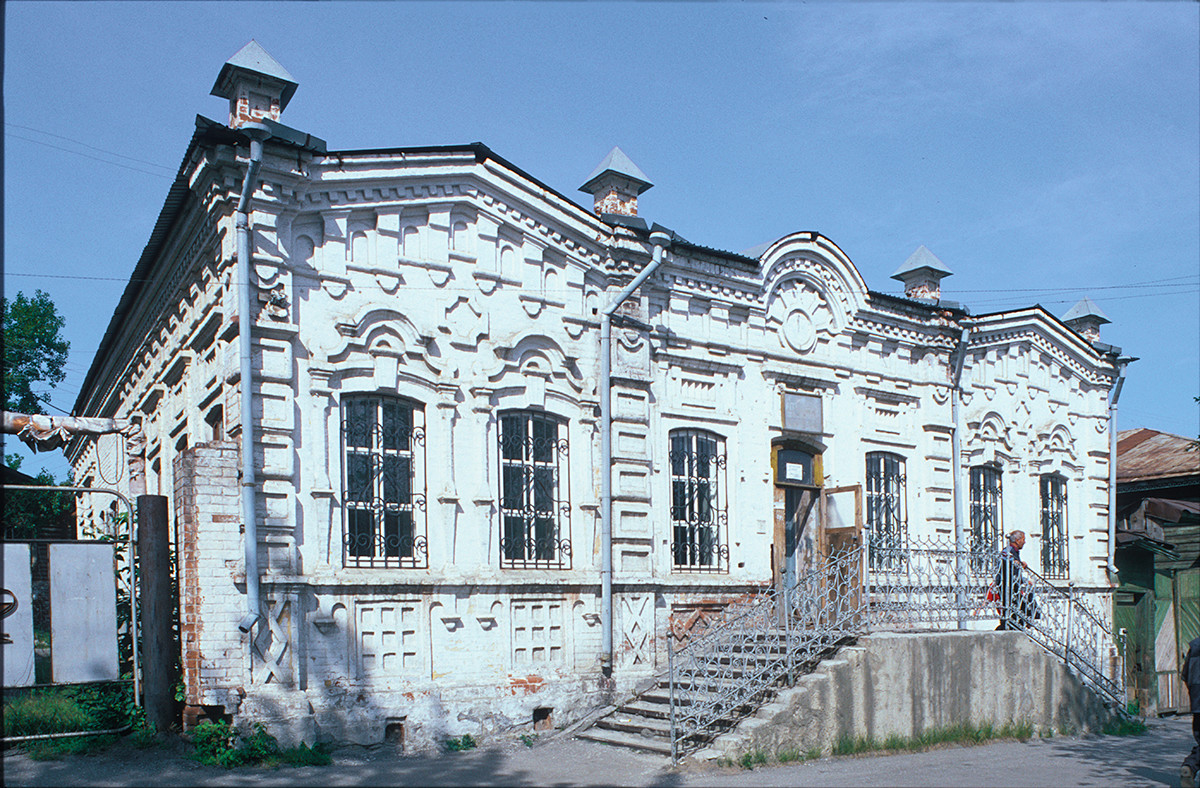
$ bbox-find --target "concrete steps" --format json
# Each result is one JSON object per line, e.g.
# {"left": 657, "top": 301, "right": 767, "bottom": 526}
{"left": 576, "top": 632, "right": 843, "bottom": 758}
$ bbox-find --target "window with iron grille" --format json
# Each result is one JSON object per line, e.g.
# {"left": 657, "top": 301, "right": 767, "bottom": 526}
{"left": 669, "top": 429, "right": 728, "bottom": 572}
{"left": 969, "top": 464, "right": 1003, "bottom": 572}
{"left": 1040, "top": 473, "right": 1068, "bottom": 578}
{"left": 866, "top": 452, "right": 907, "bottom": 569}
{"left": 341, "top": 395, "right": 427, "bottom": 568}
{"left": 497, "top": 411, "right": 571, "bottom": 569}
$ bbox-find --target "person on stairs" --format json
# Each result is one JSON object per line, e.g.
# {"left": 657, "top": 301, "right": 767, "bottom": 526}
{"left": 995, "top": 530, "right": 1033, "bottom": 631}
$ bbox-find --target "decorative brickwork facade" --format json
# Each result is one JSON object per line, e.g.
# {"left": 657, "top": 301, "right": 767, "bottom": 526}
{"left": 66, "top": 43, "right": 1125, "bottom": 750}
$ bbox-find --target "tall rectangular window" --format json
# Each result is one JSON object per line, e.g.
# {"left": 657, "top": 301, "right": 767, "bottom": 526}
{"left": 670, "top": 429, "right": 728, "bottom": 572}
{"left": 969, "top": 464, "right": 1003, "bottom": 571}
{"left": 341, "top": 395, "right": 427, "bottom": 568}
{"left": 866, "top": 452, "right": 907, "bottom": 569}
{"left": 1040, "top": 473, "right": 1068, "bottom": 579}
{"left": 498, "top": 411, "right": 571, "bottom": 569}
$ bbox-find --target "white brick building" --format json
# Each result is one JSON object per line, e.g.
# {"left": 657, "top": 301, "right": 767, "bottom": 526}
{"left": 67, "top": 43, "right": 1124, "bottom": 748}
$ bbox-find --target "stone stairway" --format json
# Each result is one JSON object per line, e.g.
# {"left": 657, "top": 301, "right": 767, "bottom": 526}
{"left": 576, "top": 630, "right": 827, "bottom": 756}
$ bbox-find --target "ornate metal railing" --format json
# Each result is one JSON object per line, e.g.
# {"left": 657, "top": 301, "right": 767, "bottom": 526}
{"left": 868, "top": 536, "right": 999, "bottom": 629}
{"left": 667, "top": 545, "right": 868, "bottom": 760}
{"left": 664, "top": 537, "right": 1124, "bottom": 761}
{"left": 1000, "top": 566, "right": 1124, "bottom": 705}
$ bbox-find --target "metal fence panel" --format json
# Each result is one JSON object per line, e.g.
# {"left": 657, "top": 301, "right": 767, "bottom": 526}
{"left": 3, "top": 543, "right": 35, "bottom": 687}
{"left": 49, "top": 543, "right": 119, "bottom": 683}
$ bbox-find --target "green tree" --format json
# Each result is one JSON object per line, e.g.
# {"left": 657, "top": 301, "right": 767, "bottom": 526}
{"left": 2, "top": 454, "right": 74, "bottom": 539}
{"left": 2, "top": 289, "right": 70, "bottom": 414}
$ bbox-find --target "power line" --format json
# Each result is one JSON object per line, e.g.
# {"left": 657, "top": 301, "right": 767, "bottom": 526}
{"left": 5, "top": 132, "right": 175, "bottom": 181}
{"left": 969, "top": 287, "right": 1200, "bottom": 309}
{"left": 950, "top": 274, "right": 1199, "bottom": 293}
{"left": 5, "top": 122, "right": 178, "bottom": 173}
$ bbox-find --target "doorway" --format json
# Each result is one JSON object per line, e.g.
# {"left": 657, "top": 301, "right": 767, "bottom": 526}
{"left": 773, "top": 443, "right": 821, "bottom": 599}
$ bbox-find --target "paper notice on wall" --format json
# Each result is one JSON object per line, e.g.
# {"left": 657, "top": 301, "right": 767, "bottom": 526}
{"left": 783, "top": 463, "right": 806, "bottom": 483}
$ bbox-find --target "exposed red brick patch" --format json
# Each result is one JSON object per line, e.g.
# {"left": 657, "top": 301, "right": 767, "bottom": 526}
{"left": 509, "top": 675, "right": 545, "bottom": 695}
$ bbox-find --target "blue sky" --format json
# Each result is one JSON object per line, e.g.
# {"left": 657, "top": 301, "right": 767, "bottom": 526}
{"left": 4, "top": 1, "right": 1198, "bottom": 480}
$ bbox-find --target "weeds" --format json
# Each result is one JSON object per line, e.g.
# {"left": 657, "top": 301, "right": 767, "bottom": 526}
{"left": 830, "top": 719, "right": 1035, "bottom": 757}
{"left": 775, "top": 746, "right": 822, "bottom": 764}
{"left": 190, "top": 720, "right": 331, "bottom": 768}
{"left": 832, "top": 734, "right": 876, "bottom": 755}
{"left": 737, "top": 749, "right": 769, "bottom": 769}
{"left": 519, "top": 733, "right": 538, "bottom": 748}
{"left": 444, "top": 734, "right": 477, "bottom": 752}
{"left": 1101, "top": 717, "right": 1147, "bottom": 737}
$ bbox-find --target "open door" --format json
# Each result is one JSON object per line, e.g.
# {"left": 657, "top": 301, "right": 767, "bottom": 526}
{"left": 772, "top": 444, "right": 821, "bottom": 619}
{"left": 821, "top": 484, "right": 864, "bottom": 625}
{"left": 821, "top": 484, "right": 863, "bottom": 555}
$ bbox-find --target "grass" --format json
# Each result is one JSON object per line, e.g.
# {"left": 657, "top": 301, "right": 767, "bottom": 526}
{"left": 3, "top": 686, "right": 333, "bottom": 769}
{"left": 3, "top": 692, "right": 97, "bottom": 738}
{"left": 23, "top": 734, "right": 122, "bottom": 761}
{"left": 3, "top": 684, "right": 161, "bottom": 760}
{"left": 831, "top": 719, "right": 1035, "bottom": 757}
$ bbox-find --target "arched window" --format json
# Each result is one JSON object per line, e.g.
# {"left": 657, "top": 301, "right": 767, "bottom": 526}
{"left": 497, "top": 410, "right": 571, "bottom": 569}
{"left": 669, "top": 429, "right": 728, "bottom": 572}
{"left": 866, "top": 452, "right": 906, "bottom": 569}
{"left": 969, "top": 464, "right": 1003, "bottom": 570}
{"left": 1040, "top": 473, "right": 1068, "bottom": 578}
{"left": 341, "top": 395, "right": 427, "bottom": 568}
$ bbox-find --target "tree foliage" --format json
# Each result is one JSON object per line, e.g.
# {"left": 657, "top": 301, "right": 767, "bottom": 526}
{"left": 2, "top": 289, "right": 70, "bottom": 414}
{"left": 1, "top": 455, "right": 74, "bottom": 540}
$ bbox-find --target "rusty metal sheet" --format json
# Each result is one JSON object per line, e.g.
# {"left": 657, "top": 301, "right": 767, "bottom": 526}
{"left": 1117, "top": 428, "right": 1200, "bottom": 483}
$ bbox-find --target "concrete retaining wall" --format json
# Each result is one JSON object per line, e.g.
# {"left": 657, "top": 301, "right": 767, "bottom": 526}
{"left": 708, "top": 630, "right": 1113, "bottom": 758}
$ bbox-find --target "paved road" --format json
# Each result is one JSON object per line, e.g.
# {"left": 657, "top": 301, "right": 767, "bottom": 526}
{"left": 4, "top": 715, "right": 1191, "bottom": 787}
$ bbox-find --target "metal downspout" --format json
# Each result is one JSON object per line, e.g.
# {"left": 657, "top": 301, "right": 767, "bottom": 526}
{"left": 1106, "top": 359, "right": 1129, "bottom": 581}
{"left": 949, "top": 326, "right": 971, "bottom": 629}
{"left": 600, "top": 229, "right": 671, "bottom": 674}
{"left": 236, "top": 123, "right": 271, "bottom": 634}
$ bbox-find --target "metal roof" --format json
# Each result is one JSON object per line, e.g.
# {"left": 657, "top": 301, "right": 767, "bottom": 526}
{"left": 579, "top": 146, "right": 652, "bottom": 194}
{"left": 1117, "top": 428, "right": 1200, "bottom": 483}
{"left": 891, "top": 245, "right": 953, "bottom": 280}
{"left": 211, "top": 40, "right": 299, "bottom": 111}
{"left": 1061, "top": 296, "right": 1111, "bottom": 325}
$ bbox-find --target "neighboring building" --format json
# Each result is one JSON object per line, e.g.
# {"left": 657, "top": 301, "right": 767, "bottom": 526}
{"left": 1113, "top": 427, "right": 1200, "bottom": 714}
{"left": 67, "top": 43, "right": 1126, "bottom": 748}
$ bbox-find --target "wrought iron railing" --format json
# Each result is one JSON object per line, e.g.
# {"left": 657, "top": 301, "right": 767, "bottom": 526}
{"left": 998, "top": 564, "right": 1124, "bottom": 705}
{"left": 664, "top": 537, "right": 1124, "bottom": 761}
{"left": 667, "top": 545, "right": 868, "bottom": 760}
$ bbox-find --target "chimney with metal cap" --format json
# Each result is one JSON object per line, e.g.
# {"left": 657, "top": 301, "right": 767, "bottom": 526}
{"left": 579, "top": 147, "right": 653, "bottom": 217}
{"left": 210, "top": 40, "right": 298, "bottom": 129}
{"left": 891, "top": 245, "right": 953, "bottom": 301}
{"left": 1062, "top": 297, "right": 1111, "bottom": 342}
